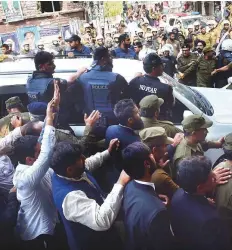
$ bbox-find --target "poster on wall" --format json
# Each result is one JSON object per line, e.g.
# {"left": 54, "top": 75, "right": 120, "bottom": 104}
{"left": 17, "top": 26, "right": 40, "bottom": 50}
{"left": 39, "top": 26, "right": 60, "bottom": 45}
{"left": 61, "top": 25, "right": 72, "bottom": 40}
{"left": 1, "top": 0, "right": 23, "bottom": 23}
{"left": 1, "top": 32, "right": 20, "bottom": 52}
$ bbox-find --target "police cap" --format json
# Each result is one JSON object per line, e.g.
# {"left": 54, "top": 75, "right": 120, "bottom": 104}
{"left": 182, "top": 114, "right": 213, "bottom": 132}
{"left": 223, "top": 133, "right": 232, "bottom": 151}
{"left": 203, "top": 46, "right": 214, "bottom": 54}
{"left": 139, "top": 95, "right": 164, "bottom": 117}
{"left": 140, "top": 127, "right": 173, "bottom": 147}
{"left": 5, "top": 96, "right": 24, "bottom": 110}
{"left": 65, "top": 35, "right": 81, "bottom": 43}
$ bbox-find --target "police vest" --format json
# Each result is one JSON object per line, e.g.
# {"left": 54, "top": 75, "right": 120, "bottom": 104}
{"left": 114, "top": 47, "right": 136, "bottom": 59}
{"left": 79, "top": 66, "right": 118, "bottom": 121}
{"left": 26, "top": 74, "right": 53, "bottom": 103}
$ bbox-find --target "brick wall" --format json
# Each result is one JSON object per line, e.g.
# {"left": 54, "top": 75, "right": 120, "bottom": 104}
{"left": 0, "top": 1, "right": 86, "bottom": 33}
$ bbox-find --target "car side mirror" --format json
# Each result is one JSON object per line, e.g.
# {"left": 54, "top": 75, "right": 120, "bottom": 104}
{"left": 183, "top": 110, "right": 193, "bottom": 120}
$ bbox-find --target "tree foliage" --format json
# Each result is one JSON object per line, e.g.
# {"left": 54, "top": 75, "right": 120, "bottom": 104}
{"left": 104, "top": 1, "right": 123, "bottom": 17}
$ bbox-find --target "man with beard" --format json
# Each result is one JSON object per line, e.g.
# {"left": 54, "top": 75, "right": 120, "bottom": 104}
{"left": 122, "top": 142, "right": 174, "bottom": 250}
{"left": 111, "top": 33, "right": 136, "bottom": 59}
{"left": 196, "top": 25, "right": 212, "bottom": 47}
{"left": 218, "top": 20, "right": 231, "bottom": 42}
{"left": 136, "top": 28, "right": 145, "bottom": 44}
{"left": 177, "top": 44, "right": 198, "bottom": 86}
{"left": 65, "top": 35, "right": 91, "bottom": 57}
{"left": 128, "top": 53, "right": 174, "bottom": 120}
{"left": 193, "top": 21, "right": 201, "bottom": 35}
{"left": 193, "top": 40, "right": 206, "bottom": 56}
{"left": 78, "top": 47, "right": 129, "bottom": 126}
{"left": 180, "top": 46, "right": 216, "bottom": 87}
{"left": 166, "top": 32, "right": 180, "bottom": 57}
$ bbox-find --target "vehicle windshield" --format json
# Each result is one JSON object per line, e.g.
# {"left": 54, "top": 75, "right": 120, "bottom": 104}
{"left": 161, "top": 73, "right": 214, "bottom": 116}
{"left": 182, "top": 18, "right": 201, "bottom": 29}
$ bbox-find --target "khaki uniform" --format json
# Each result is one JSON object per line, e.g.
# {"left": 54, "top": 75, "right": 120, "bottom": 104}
{"left": 196, "top": 33, "right": 212, "bottom": 47}
{"left": 209, "top": 29, "right": 218, "bottom": 46}
{"left": 177, "top": 53, "right": 198, "bottom": 86}
{"left": 173, "top": 137, "right": 204, "bottom": 169}
{"left": 90, "top": 28, "right": 97, "bottom": 39}
{"left": 141, "top": 117, "right": 182, "bottom": 138}
{"left": 0, "top": 112, "right": 30, "bottom": 138}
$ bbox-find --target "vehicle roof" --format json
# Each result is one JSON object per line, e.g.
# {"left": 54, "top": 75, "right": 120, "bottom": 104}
{"left": 168, "top": 15, "right": 202, "bottom": 20}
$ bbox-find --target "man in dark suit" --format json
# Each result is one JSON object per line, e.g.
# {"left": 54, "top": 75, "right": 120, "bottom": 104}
{"left": 122, "top": 142, "right": 173, "bottom": 250}
{"left": 171, "top": 156, "right": 231, "bottom": 250}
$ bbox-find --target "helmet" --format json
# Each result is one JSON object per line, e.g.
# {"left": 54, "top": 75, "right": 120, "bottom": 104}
{"left": 96, "top": 35, "right": 103, "bottom": 40}
{"left": 223, "top": 20, "right": 230, "bottom": 25}
{"left": 161, "top": 44, "right": 174, "bottom": 56}
{"left": 193, "top": 21, "right": 200, "bottom": 26}
{"left": 152, "top": 27, "right": 158, "bottom": 32}
{"left": 187, "top": 24, "right": 194, "bottom": 29}
{"left": 221, "top": 39, "right": 232, "bottom": 51}
{"left": 147, "top": 26, "right": 152, "bottom": 31}
{"left": 84, "top": 23, "right": 91, "bottom": 29}
{"left": 145, "top": 33, "right": 153, "bottom": 39}
{"left": 143, "top": 53, "right": 162, "bottom": 71}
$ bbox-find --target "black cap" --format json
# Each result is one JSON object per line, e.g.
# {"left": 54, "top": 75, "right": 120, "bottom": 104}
{"left": 65, "top": 35, "right": 81, "bottom": 43}
{"left": 182, "top": 44, "right": 190, "bottom": 50}
{"left": 134, "top": 41, "right": 142, "bottom": 47}
{"left": 143, "top": 53, "right": 162, "bottom": 67}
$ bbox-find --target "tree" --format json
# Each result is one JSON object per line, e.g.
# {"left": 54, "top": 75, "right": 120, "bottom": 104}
{"left": 104, "top": 1, "right": 123, "bottom": 18}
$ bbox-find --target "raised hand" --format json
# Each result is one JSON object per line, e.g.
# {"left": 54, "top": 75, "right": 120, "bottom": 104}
{"left": 84, "top": 110, "right": 100, "bottom": 127}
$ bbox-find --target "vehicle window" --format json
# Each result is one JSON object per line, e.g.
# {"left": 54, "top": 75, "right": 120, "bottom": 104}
{"left": 171, "top": 99, "right": 189, "bottom": 125}
{"left": 169, "top": 18, "right": 175, "bottom": 26}
{"left": 182, "top": 18, "right": 200, "bottom": 29}
{"left": 161, "top": 73, "right": 214, "bottom": 116}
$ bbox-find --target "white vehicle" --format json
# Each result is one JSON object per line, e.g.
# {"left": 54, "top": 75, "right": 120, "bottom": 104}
{"left": 0, "top": 58, "right": 232, "bottom": 164}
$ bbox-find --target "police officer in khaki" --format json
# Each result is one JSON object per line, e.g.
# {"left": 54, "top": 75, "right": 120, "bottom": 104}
{"left": 196, "top": 25, "right": 212, "bottom": 47}
{"left": 0, "top": 96, "right": 30, "bottom": 138}
{"left": 179, "top": 46, "right": 216, "bottom": 87}
{"left": 139, "top": 95, "right": 182, "bottom": 138}
{"left": 140, "top": 126, "right": 179, "bottom": 199}
{"left": 173, "top": 114, "right": 224, "bottom": 174}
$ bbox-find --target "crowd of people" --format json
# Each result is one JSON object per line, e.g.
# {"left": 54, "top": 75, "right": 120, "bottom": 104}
{"left": 0, "top": 42, "right": 232, "bottom": 250}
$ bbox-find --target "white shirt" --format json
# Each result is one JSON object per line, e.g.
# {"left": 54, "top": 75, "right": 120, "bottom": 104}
{"left": 13, "top": 125, "right": 57, "bottom": 240}
{"left": 135, "top": 180, "right": 156, "bottom": 191}
{"left": 62, "top": 150, "right": 124, "bottom": 231}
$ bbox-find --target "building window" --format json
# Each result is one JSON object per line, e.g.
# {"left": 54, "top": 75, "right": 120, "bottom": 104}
{"left": 40, "top": 1, "right": 61, "bottom": 13}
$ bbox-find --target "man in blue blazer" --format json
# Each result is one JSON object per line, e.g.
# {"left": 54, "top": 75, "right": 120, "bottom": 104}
{"left": 171, "top": 156, "right": 231, "bottom": 250}
{"left": 122, "top": 142, "right": 174, "bottom": 250}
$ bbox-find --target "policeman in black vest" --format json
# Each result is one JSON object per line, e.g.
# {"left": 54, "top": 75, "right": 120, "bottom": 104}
{"left": 78, "top": 47, "right": 129, "bottom": 132}
{"left": 128, "top": 53, "right": 174, "bottom": 120}
{"left": 26, "top": 51, "right": 85, "bottom": 129}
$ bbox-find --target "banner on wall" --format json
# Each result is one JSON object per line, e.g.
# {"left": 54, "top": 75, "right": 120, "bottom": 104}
{"left": 39, "top": 26, "right": 60, "bottom": 45}
{"left": 1, "top": 0, "right": 23, "bottom": 23}
{"left": 17, "top": 26, "right": 40, "bottom": 50}
{"left": 61, "top": 25, "right": 72, "bottom": 40}
{"left": 1, "top": 32, "right": 20, "bottom": 52}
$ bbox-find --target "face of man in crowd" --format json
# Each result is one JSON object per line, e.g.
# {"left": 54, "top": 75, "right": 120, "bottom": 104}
{"left": 224, "top": 24, "right": 230, "bottom": 30}
{"left": 162, "top": 15, "right": 167, "bottom": 22}
{"left": 194, "top": 128, "right": 208, "bottom": 143}
{"left": 152, "top": 31, "right": 157, "bottom": 37}
{"left": 201, "top": 28, "right": 206, "bottom": 34}
{"left": 197, "top": 43, "right": 204, "bottom": 53}
{"left": 129, "top": 106, "right": 144, "bottom": 130}
{"left": 164, "top": 50, "right": 170, "bottom": 57}
{"left": 1, "top": 47, "right": 7, "bottom": 54}
{"left": 183, "top": 48, "right": 190, "bottom": 57}
{"left": 24, "top": 44, "right": 30, "bottom": 51}
{"left": 152, "top": 144, "right": 167, "bottom": 164}
{"left": 123, "top": 36, "right": 131, "bottom": 49}
{"left": 170, "top": 34, "right": 175, "bottom": 40}
{"left": 69, "top": 40, "right": 79, "bottom": 49}
{"left": 134, "top": 45, "right": 141, "bottom": 53}
{"left": 188, "top": 28, "right": 193, "bottom": 33}
{"left": 97, "top": 39, "right": 103, "bottom": 46}
{"left": 194, "top": 25, "right": 199, "bottom": 31}
{"left": 206, "top": 50, "right": 214, "bottom": 59}
{"left": 197, "top": 171, "right": 217, "bottom": 194}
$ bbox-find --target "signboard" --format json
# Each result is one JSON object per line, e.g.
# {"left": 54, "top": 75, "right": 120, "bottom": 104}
{"left": 17, "top": 26, "right": 40, "bottom": 50}
{"left": 1, "top": 32, "right": 20, "bottom": 52}
{"left": 61, "top": 25, "right": 72, "bottom": 40}
{"left": 1, "top": 0, "right": 23, "bottom": 23}
{"left": 39, "top": 26, "right": 60, "bottom": 46}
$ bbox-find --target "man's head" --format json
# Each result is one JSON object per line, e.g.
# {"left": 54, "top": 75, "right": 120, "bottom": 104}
{"left": 222, "top": 133, "right": 232, "bottom": 160}
{"left": 23, "top": 43, "right": 30, "bottom": 51}
{"left": 5, "top": 96, "right": 24, "bottom": 113}
{"left": 13, "top": 135, "right": 40, "bottom": 165}
{"left": 51, "top": 142, "right": 85, "bottom": 178}
{"left": 169, "top": 32, "right": 175, "bottom": 41}
{"left": 196, "top": 40, "right": 206, "bottom": 53}
{"left": 200, "top": 25, "right": 206, "bottom": 34}
{"left": 134, "top": 41, "right": 142, "bottom": 54}
{"left": 184, "top": 38, "right": 193, "bottom": 49}
{"left": 203, "top": 46, "right": 214, "bottom": 59}
{"left": 187, "top": 24, "right": 194, "bottom": 33}
{"left": 140, "top": 127, "right": 173, "bottom": 163}
{"left": 182, "top": 44, "right": 191, "bottom": 57}
{"left": 162, "top": 15, "right": 167, "bottom": 22}
{"left": 223, "top": 20, "right": 230, "bottom": 30}
{"left": 114, "top": 99, "right": 144, "bottom": 130}
{"left": 93, "top": 46, "right": 113, "bottom": 70}
{"left": 34, "top": 51, "right": 55, "bottom": 73}
{"left": 1, "top": 44, "right": 9, "bottom": 54}
{"left": 65, "top": 35, "right": 81, "bottom": 49}
{"left": 193, "top": 21, "right": 200, "bottom": 31}
{"left": 177, "top": 156, "right": 216, "bottom": 195}
{"left": 129, "top": 16, "right": 133, "bottom": 22}
{"left": 139, "top": 95, "right": 164, "bottom": 119}
{"left": 143, "top": 53, "right": 163, "bottom": 77}
{"left": 52, "top": 40, "right": 59, "bottom": 46}
{"left": 122, "top": 142, "right": 156, "bottom": 179}
{"left": 96, "top": 35, "right": 104, "bottom": 46}
{"left": 182, "top": 114, "right": 213, "bottom": 143}
{"left": 119, "top": 33, "right": 131, "bottom": 49}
